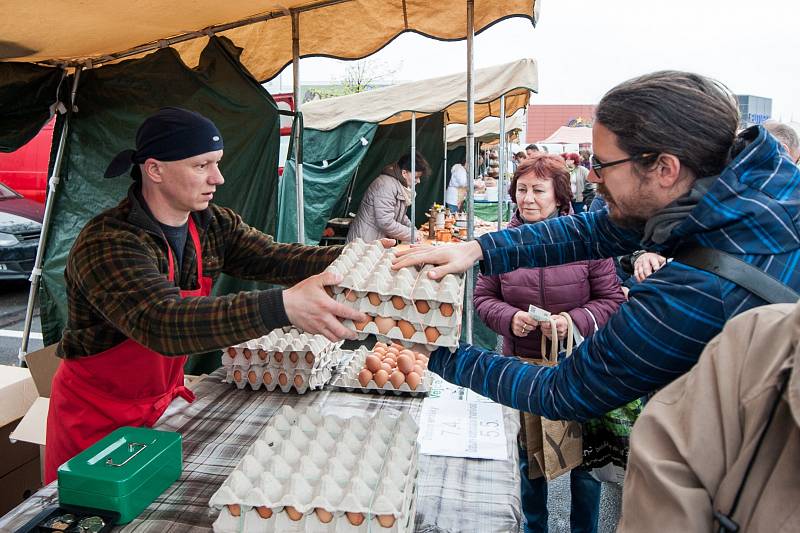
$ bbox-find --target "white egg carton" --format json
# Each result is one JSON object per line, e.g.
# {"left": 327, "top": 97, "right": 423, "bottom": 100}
{"left": 227, "top": 364, "right": 331, "bottom": 395}
{"left": 224, "top": 327, "right": 342, "bottom": 371}
{"left": 325, "top": 240, "right": 464, "bottom": 350}
{"left": 210, "top": 406, "right": 419, "bottom": 533}
{"left": 330, "top": 348, "right": 432, "bottom": 397}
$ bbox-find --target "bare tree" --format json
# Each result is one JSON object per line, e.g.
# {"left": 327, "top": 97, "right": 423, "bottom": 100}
{"left": 309, "top": 58, "right": 401, "bottom": 100}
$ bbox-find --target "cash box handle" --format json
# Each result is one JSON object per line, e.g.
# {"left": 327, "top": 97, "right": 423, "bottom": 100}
{"left": 106, "top": 442, "right": 148, "bottom": 467}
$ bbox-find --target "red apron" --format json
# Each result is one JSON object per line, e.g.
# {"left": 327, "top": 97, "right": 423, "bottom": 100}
{"left": 45, "top": 217, "right": 210, "bottom": 483}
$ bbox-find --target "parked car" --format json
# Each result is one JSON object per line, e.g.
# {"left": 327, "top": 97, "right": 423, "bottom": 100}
{"left": 0, "top": 182, "right": 43, "bottom": 280}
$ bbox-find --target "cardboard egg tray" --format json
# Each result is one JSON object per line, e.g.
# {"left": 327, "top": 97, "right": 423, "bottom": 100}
{"left": 210, "top": 405, "right": 419, "bottom": 532}
{"left": 325, "top": 239, "right": 465, "bottom": 350}
{"left": 223, "top": 328, "right": 341, "bottom": 394}
{"left": 330, "top": 347, "right": 432, "bottom": 397}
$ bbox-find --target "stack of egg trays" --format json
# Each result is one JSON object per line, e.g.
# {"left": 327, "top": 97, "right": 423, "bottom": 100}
{"left": 223, "top": 328, "right": 342, "bottom": 394}
{"left": 330, "top": 347, "right": 432, "bottom": 397}
{"left": 325, "top": 239, "right": 465, "bottom": 351}
{"left": 210, "top": 405, "right": 419, "bottom": 533}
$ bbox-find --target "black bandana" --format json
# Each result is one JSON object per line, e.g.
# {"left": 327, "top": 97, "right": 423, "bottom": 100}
{"left": 104, "top": 107, "right": 224, "bottom": 179}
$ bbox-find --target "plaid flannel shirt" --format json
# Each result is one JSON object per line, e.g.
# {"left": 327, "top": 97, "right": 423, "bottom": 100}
{"left": 58, "top": 185, "right": 340, "bottom": 358}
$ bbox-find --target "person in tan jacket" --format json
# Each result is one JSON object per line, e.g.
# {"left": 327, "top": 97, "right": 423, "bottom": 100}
{"left": 619, "top": 301, "right": 800, "bottom": 532}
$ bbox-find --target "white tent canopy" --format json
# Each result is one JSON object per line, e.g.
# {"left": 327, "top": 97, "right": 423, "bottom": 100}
{"left": 539, "top": 125, "right": 593, "bottom": 145}
{"left": 447, "top": 110, "right": 525, "bottom": 144}
{"left": 301, "top": 58, "right": 538, "bottom": 131}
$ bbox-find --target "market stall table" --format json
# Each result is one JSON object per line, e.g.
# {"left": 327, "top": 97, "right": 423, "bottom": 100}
{"left": 0, "top": 367, "right": 522, "bottom": 532}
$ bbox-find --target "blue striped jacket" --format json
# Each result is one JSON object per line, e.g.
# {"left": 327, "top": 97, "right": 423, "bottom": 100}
{"left": 429, "top": 126, "right": 800, "bottom": 421}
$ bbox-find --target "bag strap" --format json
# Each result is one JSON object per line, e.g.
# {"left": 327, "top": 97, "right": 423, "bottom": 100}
{"left": 715, "top": 373, "right": 789, "bottom": 533}
{"left": 539, "top": 312, "right": 574, "bottom": 365}
{"left": 673, "top": 246, "right": 800, "bottom": 304}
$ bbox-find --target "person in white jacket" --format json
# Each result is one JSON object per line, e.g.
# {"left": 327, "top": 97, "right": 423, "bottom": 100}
{"left": 445, "top": 158, "right": 468, "bottom": 212}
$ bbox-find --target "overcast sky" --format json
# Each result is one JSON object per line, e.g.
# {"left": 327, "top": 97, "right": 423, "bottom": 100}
{"left": 280, "top": 0, "right": 800, "bottom": 120}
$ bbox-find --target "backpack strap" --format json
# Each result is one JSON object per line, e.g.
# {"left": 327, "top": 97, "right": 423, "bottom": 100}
{"left": 673, "top": 246, "right": 800, "bottom": 304}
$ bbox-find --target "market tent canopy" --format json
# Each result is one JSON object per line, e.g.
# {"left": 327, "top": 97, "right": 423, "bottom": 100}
{"left": 447, "top": 110, "right": 525, "bottom": 144}
{"left": 0, "top": 1, "right": 539, "bottom": 82}
{"left": 300, "top": 58, "right": 538, "bottom": 131}
{"left": 539, "top": 125, "right": 593, "bottom": 145}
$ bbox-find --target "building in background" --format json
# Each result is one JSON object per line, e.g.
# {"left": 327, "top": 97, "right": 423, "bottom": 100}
{"left": 737, "top": 95, "right": 772, "bottom": 128}
{"left": 525, "top": 104, "right": 596, "bottom": 145}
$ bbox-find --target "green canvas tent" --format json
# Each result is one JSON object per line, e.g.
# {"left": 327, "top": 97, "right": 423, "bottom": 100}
{"left": 277, "top": 58, "right": 538, "bottom": 244}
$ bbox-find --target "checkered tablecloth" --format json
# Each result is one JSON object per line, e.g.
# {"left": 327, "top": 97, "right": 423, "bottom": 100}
{"left": 0, "top": 369, "right": 521, "bottom": 533}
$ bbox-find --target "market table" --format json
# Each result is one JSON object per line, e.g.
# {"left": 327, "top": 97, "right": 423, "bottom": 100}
{"left": 0, "top": 368, "right": 522, "bottom": 532}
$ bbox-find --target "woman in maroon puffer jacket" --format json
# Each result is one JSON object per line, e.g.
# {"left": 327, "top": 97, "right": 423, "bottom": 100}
{"left": 474, "top": 153, "right": 625, "bottom": 533}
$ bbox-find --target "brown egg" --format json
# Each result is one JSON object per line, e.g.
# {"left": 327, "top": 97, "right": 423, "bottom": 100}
{"left": 373, "top": 369, "right": 389, "bottom": 387}
{"left": 440, "top": 302, "right": 454, "bottom": 317}
{"left": 345, "top": 290, "right": 358, "bottom": 302}
{"left": 415, "top": 300, "right": 430, "bottom": 314}
{"left": 373, "top": 346, "right": 387, "bottom": 356}
{"left": 406, "top": 371, "right": 421, "bottom": 390}
{"left": 358, "top": 369, "right": 373, "bottom": 387}
{"left": 257, "top": 349, "right": 268, "bottom": 361}
{"left": 389, "top": 370, "right": 405, "bottom": 388}
{"left": 374, "top": 316, "right": 396, "bottom": 334}
{"left": 415, "top": 353, "right": 429, "bottom": 364}
{"left": 227, "top": 504, "right": 241, "bottom": 517}
{"left": 285, "top": 506, "right": 303, "bottom": 521}
{"left": 242, "top": 348, "right": 252, "bottom": 360}
{"left": 305, "top": 352, "right": 314, "bottom": 365}
{"left": 374, "top": 342, "right": 388, "bottom": 350}
{"left": 274, "top": 352, "right": 284, "bottom": 363}
{"left": 397, "top": 320, "right": 416, "bottom": 339}
{"left": 413, "top": 364, "right": 425, "bottom": 375}
{"left": 383, "top": 356, "right": 396, "bottom": 367}
{"left": 367, "top": 292, "right": 382, "bottom": 306}
{"left": 386, "top": 346, "right": 400, "bottom": 356}
{"left": 378, "top": 514, "right": 397, "bottom": 527}
{"left": 315, "top": 508, "right": 334, "bottom": 523}
{"left": 294, "top": 374, "right": 304, "bottom": 387}
{"left": 354, "top": 315, "right": 372, "bottom": 331}
{"left": 396, "top": 354, "right": 414, "bottom": 374}
{"left": 278, "top": 372, "right": 288, "bottom": 386}
{"left": 380, "top": 362, "right": 392, "bottom": 373}
{"left": 346, "top": 512, "right": 365, "bottom": 526}
{"left": 425, "top": 326, "right": 441, "bottom": 343}
{"left": 263, "top": 371, "right": 273, "bottom": 385}
{"left": 365, "top": 354, "right": 382, "bottom": 373}
{"left": 255, "top": 506, "right": 273, "bottom": 519}
{"left": 391, "top": 295, "right": 406, "bottom": 310}
{"left": 233, "top": 369, "right": 242, "bottom": 382}
{"left": 399, "top": 349, "right": 415, "bottom": 358}
{"left": 289, "top": 351, "right": 299, "bottom": 363}
{"left": 247, "top": 370, "right": 258, "bottom": 385}
{"left": 226, "top": 347, "right": 237, "bottom": 357}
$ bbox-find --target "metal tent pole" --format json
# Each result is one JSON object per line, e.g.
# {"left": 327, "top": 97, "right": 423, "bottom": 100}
{"left": 497, "top": 95, "right": 506, "bottom": 231}
{"left": 410, "top": 112, "right": 416, "bottom": 243}
{"left": 465, "top": 0, "right": 475, "bottom": 344}
{"left": 292, "top": 10, "right": 305, "bottom": 244}
{"left": 442, "top": 121, "right": 448, "bottom": 207}
{"left": 19, "top": 67, "right": 82, "bottom": 363}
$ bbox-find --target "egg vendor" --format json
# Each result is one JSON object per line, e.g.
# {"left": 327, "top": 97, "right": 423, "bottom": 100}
{"left": 44, "top": 107, "right": 371, "bottom": 483}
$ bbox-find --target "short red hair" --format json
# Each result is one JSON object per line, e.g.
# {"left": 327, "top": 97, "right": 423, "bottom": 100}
{"left": 508, "top": 153, "right": 572, "bottom": 215}
{"left": 562, "top": 152, "right": 581, "bottom": 166}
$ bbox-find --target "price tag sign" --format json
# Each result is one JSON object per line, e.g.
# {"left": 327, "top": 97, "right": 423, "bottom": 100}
{"left": 418, "top": 397, "right": 508, "bottom": 461}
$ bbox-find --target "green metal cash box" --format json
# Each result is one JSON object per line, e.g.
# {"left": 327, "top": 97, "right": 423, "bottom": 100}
{"left": 58, "top": 427, "right": 182, "bottom": 524}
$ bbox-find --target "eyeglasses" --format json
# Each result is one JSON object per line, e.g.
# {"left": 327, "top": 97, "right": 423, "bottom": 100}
{"left": 590, "top": 153, "right": 656, "bottom": 178}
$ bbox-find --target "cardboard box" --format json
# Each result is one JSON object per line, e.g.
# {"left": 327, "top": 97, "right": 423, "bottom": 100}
{"left": 0, "top": 360, "right": 46, "bottom": 514}
{"left": 9, "top": 344, "right": 60, "bottom": 489}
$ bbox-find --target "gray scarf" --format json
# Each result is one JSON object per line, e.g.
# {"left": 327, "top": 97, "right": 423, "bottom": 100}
{"left": 642, "top": 176, "right": 717, "bottom": 245}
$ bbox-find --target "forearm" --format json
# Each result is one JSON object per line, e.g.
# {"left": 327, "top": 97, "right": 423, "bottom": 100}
{"left": 226, "top": 241, "right": 341, "bottom": 285}
{"left": 477, "top": 211, "right": 642, "bottom": 275}
{"left": 99, "top": 287, "right": 289, "bottom": 356}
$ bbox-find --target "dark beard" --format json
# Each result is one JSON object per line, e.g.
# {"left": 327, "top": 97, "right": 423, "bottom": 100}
{"left": 596, "top": 184, "right": 647, "bottom": 231}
